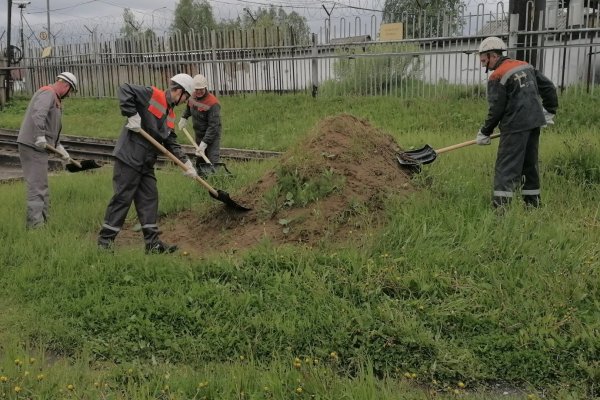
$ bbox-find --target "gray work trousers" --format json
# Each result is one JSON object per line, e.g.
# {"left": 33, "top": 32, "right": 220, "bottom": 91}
{"left": 98, "top": 159, "right": 161, "bottom": 246}
{"left": 493, "top": 128, "right": 541, "bottom": 208}
{"left": 18, "top": 144, "right": 49, "bottom": 228}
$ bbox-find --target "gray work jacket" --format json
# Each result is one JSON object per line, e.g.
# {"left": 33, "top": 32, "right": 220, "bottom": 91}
{"left": 17, "top": 86, "right": 64, "bottom": 149}
{"left": 481, "top": 57, "right": 558, "bottom": 135}
{"left": 113, "top": 84, "right": 189, "bottom": 172}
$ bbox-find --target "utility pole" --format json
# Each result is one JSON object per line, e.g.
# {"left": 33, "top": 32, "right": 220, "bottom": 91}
{"left": 5, "top": 0, "right": 13, "bottom": 103}
{"left": 46, "top": 0, "right": 51, "bottom": 47}
{"left": 6, "top": 0, "right": 12, "bottom": 63}
{"left": 509, "top": 0, "right": 546, "bottom": 66}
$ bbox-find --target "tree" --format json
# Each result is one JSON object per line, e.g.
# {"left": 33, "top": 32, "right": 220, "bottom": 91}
{"left": 120, "top": 8, "right": 142, "bottom": 38}
{"left": 240, "top": 6, "right": 310, "bottom": 44}
{"left": 172, "top": 0, "right": 216, "bottom": 35}
{"left": 382, "top": 0, "right": 464, "bottom": 38}
{"left": 216, "top": 17, "right": 243, "bottom": 31}
{"left": 120, "top": 8, "right": 155, "bottom": 40}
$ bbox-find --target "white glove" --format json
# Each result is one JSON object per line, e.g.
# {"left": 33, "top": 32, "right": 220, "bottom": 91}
{"left": 195, "top": 141, "right": 208, "bottom": 158}
{"left": 476, "top": 130, "right": 491, "bottom": 145}
{"left": 56, "top": 144, "right": 70, "bottom": 161}
{"left": 125, "top": 113, "right": 142, "bottom": 132}
{"left": 182, "top": 160, "right": 198, "bottom": 179}
{"left": 34, "top": 136, "right": 47, "bottom": 149}
{"left": 543, "top": 108, "right": 555, "bottom": 126}
{"left": 178, "top": 117, "right": 188, "bottom": 130}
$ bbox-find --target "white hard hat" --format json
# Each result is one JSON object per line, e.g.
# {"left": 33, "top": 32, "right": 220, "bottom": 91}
{"left": 57, "top": 72, "right": 78, "bottom": 92}
{"left": 193, "top": 74, "right": 209, "bottom": 90}
{"left": 170, "top": 73, "right": 194, "bottom": 95}
{"left": 478, "top": 36, "right": 507, "bottom": 54}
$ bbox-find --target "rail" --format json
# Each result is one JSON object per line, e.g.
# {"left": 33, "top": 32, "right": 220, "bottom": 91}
{"left": 0, "top": 128, "right": 282, "bottom": 164}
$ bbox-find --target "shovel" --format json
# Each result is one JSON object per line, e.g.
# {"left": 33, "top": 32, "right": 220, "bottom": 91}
{"left": 45, "top": 144, "right": 102, "bottom": 173}
{"left": 180, "top": 127, "right": 232, "bottom": 175}
{"left": 397, "top": 133, "right": 501, "bottom": 168}
{"left": 137, "top": 128, "right": 251, "bottom": 211}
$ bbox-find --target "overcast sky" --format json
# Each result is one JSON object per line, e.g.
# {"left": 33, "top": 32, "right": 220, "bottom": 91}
{"left": 0, "top": 0, "right": 391, "bottom": 45}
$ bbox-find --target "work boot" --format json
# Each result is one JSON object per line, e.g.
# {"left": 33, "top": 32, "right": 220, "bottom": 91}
{"left": 145, "top": 240, "right": 178, "bottom": 254}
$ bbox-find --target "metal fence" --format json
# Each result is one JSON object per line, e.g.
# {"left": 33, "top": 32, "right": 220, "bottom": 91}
{"left": 2, "top": 2, "right": 600, "bottom": 99}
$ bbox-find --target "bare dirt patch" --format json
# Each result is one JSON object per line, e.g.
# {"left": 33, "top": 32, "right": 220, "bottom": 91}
{"left": 118, "top": 114, "right": 415, "bottom": 256}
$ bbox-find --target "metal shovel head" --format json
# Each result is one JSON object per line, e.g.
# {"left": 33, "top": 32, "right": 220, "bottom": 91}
{"left": 209, "top": 188, "right": 252, "bottom": 211}
{"left": 65, "top": 159, "right": 102, "bottom": 173}
{"left": 396, "top": 145, "right": 438, "bottom": 167}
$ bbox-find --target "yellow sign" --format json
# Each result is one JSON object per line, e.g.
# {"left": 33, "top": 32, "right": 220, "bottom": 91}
{"left": 41, "top": 47, "right": 52, "bottom": 58}
{"left": 379, "top": 23, "right": 404, "bottom": 41}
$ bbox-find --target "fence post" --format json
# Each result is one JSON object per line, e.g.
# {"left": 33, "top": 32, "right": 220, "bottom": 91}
{"left": 508, "top": 13, "right": 519, "bottom": 60}
{"left": 311, "top": 33, "right": 318, "bottom": 97}
{"left": 210, "top": 29, "right": 220, "bottom": 95}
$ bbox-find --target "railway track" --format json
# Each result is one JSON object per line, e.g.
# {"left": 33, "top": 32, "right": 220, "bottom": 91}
{"left": 0, "top": 128, "right": 282, "bottom": 165}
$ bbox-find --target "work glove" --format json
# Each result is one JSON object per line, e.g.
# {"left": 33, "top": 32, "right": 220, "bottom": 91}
{"left": 542, "top": 108, "right": 555, "bottom": 127}
{"left": 178, "top": 117, "right": 188, "bottom": 130}
{"left": 182, "top": 160, "right": 198, "bottom": 179}
{"left": 56, "top": 144, "right": 70, "bottom": 161}
{"left": 195, "top": 141, "right": 208, "bottom": 158}
{"left": 125, "top": 113, "right": 142, "bottom": 132}
{"left": 34, "top": 136, "right": 47, "bottom": 149}
{"left": 476, "top": 130, "right": 491, "bottom": 145}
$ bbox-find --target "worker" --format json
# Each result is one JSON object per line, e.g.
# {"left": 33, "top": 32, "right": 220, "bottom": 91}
{"left": 476, "top": 36, "right": 558, "bottom": 209}
{"left": 177, "top": 74, "right": 222, "bottom": 177}
{"left": 97, "top": 73, "right": 197, "bottom": 254}
{"left": 16, "top": 72, "right": 78, "bottom": 229}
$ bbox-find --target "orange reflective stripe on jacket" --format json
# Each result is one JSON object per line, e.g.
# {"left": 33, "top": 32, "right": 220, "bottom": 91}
{"left": 148, "top": 86, "right": 175, "bottom": 129}
{"left": 489, "top": 59, "right": 530, "bottom": 84}
{"left": 188, "top": 93, "right": 219, "bottom": 112}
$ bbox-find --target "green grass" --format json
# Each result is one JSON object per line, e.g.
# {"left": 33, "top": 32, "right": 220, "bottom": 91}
{"left": 0, "top": 89, "right": 599, "bottom": 399}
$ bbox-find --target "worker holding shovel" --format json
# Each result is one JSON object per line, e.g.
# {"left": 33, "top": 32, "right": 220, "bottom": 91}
{"left": 177, "top": 74, "right": 222, "bottom": 177}
{"left": 97, "top": 74, "right": 197, "bottom": 254}
{"left": 16, "top": 72, "right": 78, "bottom": 229}
{"left": 476, "top": 37, "right": 558, "bottom": 210}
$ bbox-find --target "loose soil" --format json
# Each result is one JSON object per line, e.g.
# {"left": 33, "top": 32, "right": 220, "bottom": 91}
{"left": 118, "top": 114, "right": 416, "bottom": 256}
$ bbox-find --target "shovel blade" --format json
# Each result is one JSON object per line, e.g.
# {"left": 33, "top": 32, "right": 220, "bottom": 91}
{"left": 65, "top": 160, "right": 102, "bottom": 173}
{"left": 396, "top": 145, "right": 438, "bottom": 167}
{"left": 209, "top": 189, "right": 251, "bottom": 211}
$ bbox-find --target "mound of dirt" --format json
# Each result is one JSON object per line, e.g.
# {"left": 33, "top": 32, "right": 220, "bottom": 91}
{"left": 120, "top": 114, "right": 415, "bottom": 256}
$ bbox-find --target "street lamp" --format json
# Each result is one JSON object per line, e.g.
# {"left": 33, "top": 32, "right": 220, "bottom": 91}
{"left": 13, "top": 1, "right": 31, "bottom": 52}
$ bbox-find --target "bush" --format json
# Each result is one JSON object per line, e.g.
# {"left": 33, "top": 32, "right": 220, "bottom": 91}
{"left": 320, "top": 43, "right": 423, "bottom": 96}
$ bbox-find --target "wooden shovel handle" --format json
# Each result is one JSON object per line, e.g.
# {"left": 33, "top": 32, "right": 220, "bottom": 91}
{"left": 45, "top": 144, "right": 82, "bottom": 168}
{"left": 436, "top": 133, "right": 501, "bottom": 154}
{"left": 181, "top": 127, "right": 212, "bottom": 164}
{"left": 137, "top": 129, "right": 218, "bottom": 197}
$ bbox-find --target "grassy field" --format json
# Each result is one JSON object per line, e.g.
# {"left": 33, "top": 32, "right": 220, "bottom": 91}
{"left": 0, "top": 90, "right": 599, "bottom": 399}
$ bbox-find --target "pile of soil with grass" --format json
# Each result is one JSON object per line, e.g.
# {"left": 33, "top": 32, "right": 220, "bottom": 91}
{"left": 121, "top": 114, "right": 415, "bottom": 256}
